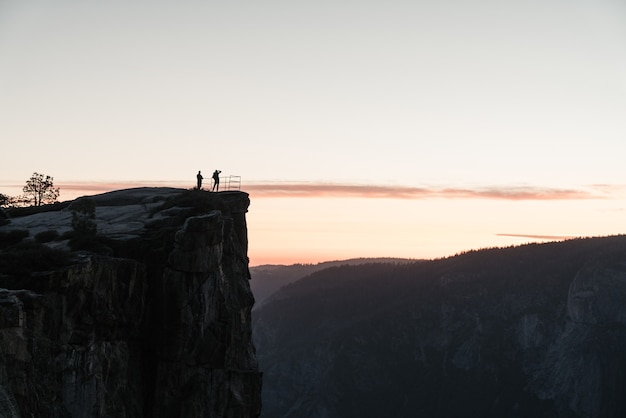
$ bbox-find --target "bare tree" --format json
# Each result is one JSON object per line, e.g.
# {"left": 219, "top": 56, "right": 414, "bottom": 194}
{"left": 22, "top": 172, "right": 60, "bottom": 206}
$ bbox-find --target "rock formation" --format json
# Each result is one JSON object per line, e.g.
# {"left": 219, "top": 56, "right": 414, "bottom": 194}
{"left": 0, "top": 188, "right": 261, "bottom": 417}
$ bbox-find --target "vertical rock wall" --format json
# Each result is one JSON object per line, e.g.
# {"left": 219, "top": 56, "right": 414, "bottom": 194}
{"left": 154, "top": 210, "right": 261, "bottom": 417}
{"left": 0, "top": 191, "right": 261, "bottom": 417}
{"left": 0, "top": 257, "right": 147, "bottom": 417}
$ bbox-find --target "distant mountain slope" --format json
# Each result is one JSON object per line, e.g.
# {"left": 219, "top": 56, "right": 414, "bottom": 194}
{"left": 253, "top": 236, "right": 626, "bottom": 418}
{"left": 249, "top": 258, "right": 412, "bottom": 307}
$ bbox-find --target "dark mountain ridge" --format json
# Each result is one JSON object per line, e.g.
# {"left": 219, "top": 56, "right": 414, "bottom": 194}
{"left": 250, "top": 257, "right": 414, "bottom": 307}
{"left": 254, "top": 235, "right": 626, "bottom": 418}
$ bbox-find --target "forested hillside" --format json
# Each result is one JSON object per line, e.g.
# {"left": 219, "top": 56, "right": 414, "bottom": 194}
{"left": 253, "top": 236, "right": 626, "bottom": 418}
{"left": 250, "top": 258, "right": 412, "bottom": 306}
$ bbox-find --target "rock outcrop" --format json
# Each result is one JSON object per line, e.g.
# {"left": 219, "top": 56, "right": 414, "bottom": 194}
{"left": 0, "top": 188, "right": 261, "bottom": 417}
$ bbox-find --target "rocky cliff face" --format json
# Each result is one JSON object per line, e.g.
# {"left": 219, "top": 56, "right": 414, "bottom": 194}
{"left": 0, "top": 188, "right": 261, "bottom": 417}
{"left": 253, "top": 236, "right": 626, "bottom": 418}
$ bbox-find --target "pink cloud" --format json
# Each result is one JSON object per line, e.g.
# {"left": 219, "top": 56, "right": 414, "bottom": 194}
{"left": 58, "top": 181, "right": 184, "bottom": 192}
{"left": 496, "top": 233, "right": 578, "bottom": 240}
{"left": 12, "top": 180, "right": 610, "bottom": 202}
{"left": 54, "top": 181, "right": 188, "bottom": 200}
{"left": 245, "top": 182, "right": 600, "bottom": 201}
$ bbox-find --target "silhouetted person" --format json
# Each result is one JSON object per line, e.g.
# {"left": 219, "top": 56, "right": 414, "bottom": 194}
{"left": 197, "top": 171, "right": 203, "bottom": 190}
{"left": 212, "top": 170, "right": 221, "bottom": 191}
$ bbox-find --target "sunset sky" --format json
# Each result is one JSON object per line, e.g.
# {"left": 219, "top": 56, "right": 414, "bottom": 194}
{"left": 1, "top": 0, "right": 626, "bottom": 265}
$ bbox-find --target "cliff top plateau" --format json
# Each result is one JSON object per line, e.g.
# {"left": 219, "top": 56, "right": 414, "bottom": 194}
{"left": 0, "top": 187, "right": 262, "bottom": 417}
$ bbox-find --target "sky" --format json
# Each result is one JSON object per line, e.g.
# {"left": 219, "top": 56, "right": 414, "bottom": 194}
{"left": 1, "top": 0, "right": 626, "bottom": 265}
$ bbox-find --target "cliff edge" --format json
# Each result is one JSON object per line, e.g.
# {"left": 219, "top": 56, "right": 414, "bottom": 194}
{"left": 0, "top": 188, "right": 262, "bottom": 417}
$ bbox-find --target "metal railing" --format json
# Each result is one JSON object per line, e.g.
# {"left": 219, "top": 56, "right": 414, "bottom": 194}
{"left": 221, "top": 175, "right": 241, "bottom": 191}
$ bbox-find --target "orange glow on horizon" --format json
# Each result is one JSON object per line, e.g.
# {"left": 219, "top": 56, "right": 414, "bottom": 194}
{"left": 2, "top": 180, "right": 618, "bottom": 203}
{"left": 3, "top": 180, "right": 624, "bottom": 267}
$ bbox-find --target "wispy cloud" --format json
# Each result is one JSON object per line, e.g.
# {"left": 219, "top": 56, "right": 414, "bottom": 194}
{"left": 53, "top": 181, "right": 188, "bottom": 200}
{"left": 245, "top": 182, "right": 601, "bottom": 200}
{"left": 6, "top": 180, "right": 614, "bottom": 202}
{"left": 496, "top": 233, "right": 578, "bottom": 240}
{"left": 58, "top": 181, "right": 184, "bottom": 193}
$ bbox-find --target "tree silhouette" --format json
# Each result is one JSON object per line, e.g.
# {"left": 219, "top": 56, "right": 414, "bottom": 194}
{"left": 22, "top": 172, "right": 60, "bottom": 206}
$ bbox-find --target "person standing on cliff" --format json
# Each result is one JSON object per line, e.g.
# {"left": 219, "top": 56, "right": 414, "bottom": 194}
{"left": 196, "top": 171, "right": 203, "bottom": 190}
{"left": 212, "top": 170, "right": 221, "bottom": 191}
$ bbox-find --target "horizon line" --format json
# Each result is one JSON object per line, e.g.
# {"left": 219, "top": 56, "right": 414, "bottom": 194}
{"left": 244, "top": 182, "right": 602, "bottom": 200}
{"left": 0, "top": 180, "right": 615, "bottom": 201}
